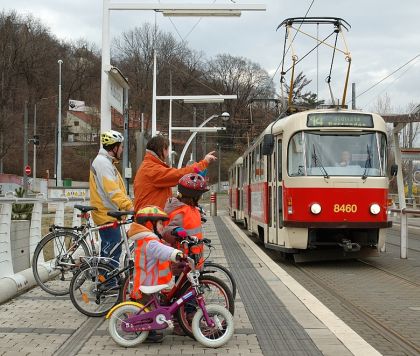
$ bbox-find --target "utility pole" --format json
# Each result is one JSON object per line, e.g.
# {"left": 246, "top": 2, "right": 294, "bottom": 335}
{"left": 192, "top": 106, "right": 197, "bottom": 162}
{"left": 351, "top": 83, "right": 356, "bottom": 109}
{"left": 56, "top": 59, "right": 63, "bottom": 186}
{"left": 122, "top": 86, "right": 130, "bottom": 193}
{"left": 217, "top": 143, "right": 221, "bottom": 193}
{"left": 23, "top": 101, "right": 29, "bottom": 195}
{"left": 33, "top": 103, "right": 37, "bottom": 191}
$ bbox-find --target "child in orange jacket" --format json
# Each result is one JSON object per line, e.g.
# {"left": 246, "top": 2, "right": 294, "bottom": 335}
{"left": 162, "top": 173, "right": 209, "bottom": 270}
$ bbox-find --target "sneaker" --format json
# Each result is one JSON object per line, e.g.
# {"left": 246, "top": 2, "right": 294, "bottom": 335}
{"left": 145, "top": 331, "right": 164, "bottom": 343}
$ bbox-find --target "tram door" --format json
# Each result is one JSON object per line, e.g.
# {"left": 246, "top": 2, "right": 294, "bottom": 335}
{"left": 268, "top": 136, "right": 283, "bottom": 245}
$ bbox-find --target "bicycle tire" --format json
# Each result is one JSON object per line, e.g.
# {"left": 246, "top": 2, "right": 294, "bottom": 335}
{"left": 69, "top": 262, "right": 123, "bottom": 317}
{"left": 202, "top": 262, "right": 237, "bottom": 300}
{"left": 176, "top": 275, "right": 235, "bottom": 339}
{"left": 32, "top": 230, "right": 90, "bottom": 296}
{"left": 108, "top": 304, "right": 149, "bottom": 347}
{"left": 192, "top": 304, "right": 234, "bottom": 348}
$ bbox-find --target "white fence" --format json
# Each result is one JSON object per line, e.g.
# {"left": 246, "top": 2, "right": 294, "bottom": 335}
{"left": 0, "top": 194, "right": 88, "bottom": 303}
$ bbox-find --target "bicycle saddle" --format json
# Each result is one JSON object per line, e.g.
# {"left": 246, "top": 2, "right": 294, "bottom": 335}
{"left": 140, "top": 284, "right": 170, "bottom": 294}
{"left": 74, "top": 205, "right": 97, "bottom": 213}
{"left": 107, "top": 210, "right": 135, "bottom": 220}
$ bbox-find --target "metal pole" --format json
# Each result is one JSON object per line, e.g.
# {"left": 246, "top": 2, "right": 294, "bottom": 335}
{"left": 23, "top": 101, "right": 28, "bottom": 194}
{"left": 33, "top": 103, "right": 37, "bottom": 191}
{"left": 152, "top": 50, "right": 157, "bottom": 136}
{"left": 218, "top": 143, "right": 221, "bottom": 193}
{"left": 122, "top": 86, "right": 129, "bottom": 193}
{"left": 100, "top": 0, "right": 111, "bottom": 132}
{"left": 392, "top": 130, "right": 407, "bottom": 258}
{"left": 192, "top": 106, "right": 197, "bottom": 161}
{"left": 408, "top": 122, "right": 413, "bottom": 201}
{"left": 168, "top": 71, "right": 173, "bottom": 166}
{"left": 57, "top": 59, "right": 63, "bottom": 186}
{"left": 351, "top": 83, "right": 356, "bottom": 110}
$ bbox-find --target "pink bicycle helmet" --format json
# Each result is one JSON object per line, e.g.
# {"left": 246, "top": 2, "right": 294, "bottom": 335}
{"left": 178, "top": 173, "right": 209, "bottom": 198}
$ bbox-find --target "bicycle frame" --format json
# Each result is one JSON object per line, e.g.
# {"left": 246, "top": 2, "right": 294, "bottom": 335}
{"left": 119, "top": 260, "right": 215, "bottom": 333}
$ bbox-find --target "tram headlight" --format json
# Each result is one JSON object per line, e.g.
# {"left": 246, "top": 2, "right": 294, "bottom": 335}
{"left": 310, "top": 203, "right": 322, "bottom": 215}
{"left": 370, "top": 203, "right": 381, "bottom": 215}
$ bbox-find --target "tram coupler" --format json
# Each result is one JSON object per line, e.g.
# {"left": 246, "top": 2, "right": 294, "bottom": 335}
{"left": 338, "top": 239, "right": 361, "bottom": 252}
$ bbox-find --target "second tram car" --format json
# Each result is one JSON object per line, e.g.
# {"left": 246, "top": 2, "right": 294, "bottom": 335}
{"left": 228, "top": 108, "right": 392, "bottom": 260}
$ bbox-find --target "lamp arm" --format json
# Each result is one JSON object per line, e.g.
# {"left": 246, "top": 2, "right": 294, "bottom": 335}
{"left": 177, "top": 115, "right": 217, "bottom": 169}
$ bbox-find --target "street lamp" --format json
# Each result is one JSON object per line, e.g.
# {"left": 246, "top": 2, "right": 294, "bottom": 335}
{"left": 99, "top": 1, "right": 266, "bottom": 134}
{"left": 177, "top": 112, "right": 229, "bottom": 169}
{"left": 56, "top": 59, "right": 63, "bottom": 186}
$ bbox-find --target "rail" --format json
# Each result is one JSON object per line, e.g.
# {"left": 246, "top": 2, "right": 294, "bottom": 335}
{"left": 0, "top": 194, "right": 89, "bottom": 303}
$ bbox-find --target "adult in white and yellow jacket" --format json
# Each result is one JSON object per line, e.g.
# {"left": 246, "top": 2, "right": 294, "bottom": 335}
{"left": 89, "top": 130, "right": 133, "bottom": 269}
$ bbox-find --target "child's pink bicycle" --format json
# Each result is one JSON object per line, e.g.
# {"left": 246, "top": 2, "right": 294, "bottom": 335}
{"left": 106, "top": 238, "right": 234, "bottom": 348}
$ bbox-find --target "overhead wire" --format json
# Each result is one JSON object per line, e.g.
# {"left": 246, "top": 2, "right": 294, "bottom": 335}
{"left": 270, "top": 0, "right": 315, "bottom": 82}
{"left": 363, "top": 58, "right": 420, "bottom": 107}
{"left": 356, "top": 53, "right": 420, "bottom": 98}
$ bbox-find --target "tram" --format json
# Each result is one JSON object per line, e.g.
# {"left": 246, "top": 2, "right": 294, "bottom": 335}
{"left": 228, "top": 108, "right": 393, "bottom": 261}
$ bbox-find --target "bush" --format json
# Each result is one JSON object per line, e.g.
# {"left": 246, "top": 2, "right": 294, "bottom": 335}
{"left": 12, "top": 187, "right": 33, "bottom": 220}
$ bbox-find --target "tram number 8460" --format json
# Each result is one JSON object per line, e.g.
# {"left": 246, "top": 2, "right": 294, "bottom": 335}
{"left": 333, "top": 204, "right": 358, "bottom": 213}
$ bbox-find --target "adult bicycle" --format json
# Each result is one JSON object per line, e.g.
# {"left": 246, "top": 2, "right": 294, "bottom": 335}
{"left": 32, "top": 206, "right": 133, "bottom": 296}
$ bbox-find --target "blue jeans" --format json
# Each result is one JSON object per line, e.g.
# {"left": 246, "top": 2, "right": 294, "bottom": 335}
{"left": 99, "top": 225, "right": 122, "bottom": 270}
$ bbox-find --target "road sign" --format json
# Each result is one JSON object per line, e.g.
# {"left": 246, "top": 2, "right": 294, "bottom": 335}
{"left": 25, "top": 165, "right": 31, "bottom": 176}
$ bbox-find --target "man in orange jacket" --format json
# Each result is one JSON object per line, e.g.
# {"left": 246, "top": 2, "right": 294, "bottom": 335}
{"left": 134, "top": 135, "right": 216, "bottom": 211}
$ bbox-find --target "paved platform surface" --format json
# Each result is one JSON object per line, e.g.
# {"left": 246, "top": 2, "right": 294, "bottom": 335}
{"left": 0, "top": 201, "right": 380, "bottom": 356}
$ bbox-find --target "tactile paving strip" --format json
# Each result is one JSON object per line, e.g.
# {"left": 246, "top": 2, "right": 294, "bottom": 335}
{"left": 214, "top": 217, "right": 322, "bottom": 356}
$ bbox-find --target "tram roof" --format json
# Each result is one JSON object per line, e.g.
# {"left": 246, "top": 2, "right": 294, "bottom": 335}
{"left": 264, "top": 108, "right": 386, "bottom": 135}
{"left": 242, "top": 108, "right": 387, "bottom": 157}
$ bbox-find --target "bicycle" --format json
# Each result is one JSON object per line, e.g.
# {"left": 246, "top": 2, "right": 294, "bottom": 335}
{"left": 107, "top": 251, "right": 234, "bottom": 348}
{"left": 32, "top": 205, "right": 133, "bottom": 296}
{"left": 71, "top": 232, "right": 235, "bottom": 322}
{"left": 69, "top": 210, "right": 135, "bottom": 317}
{"left": 120, "top": 235, "right": 235, "bottom": 338}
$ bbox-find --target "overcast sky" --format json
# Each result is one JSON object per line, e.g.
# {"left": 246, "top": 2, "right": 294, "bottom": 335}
{"left": 2, "top": 0, "right": 420, "bottom": 113}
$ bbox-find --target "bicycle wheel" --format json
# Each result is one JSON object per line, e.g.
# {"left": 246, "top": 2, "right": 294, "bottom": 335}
{"left": 32, "top": 230, "right": 90, "bottom": 296}
{"left": 108, "top": 304, "right": 149, "bottom": 347}
{"left": 69, "top": 262, "right": 123, "bottom": 317}
{"left": 192, "top": 304, "right": 234, "bottom": 348}
{"left": 202, "top": 262, "right": 237, "bottom": 300}
{"left": 120, "top": 268, "right": 135, "bottom": 302}
{"left": 176, "top": 275, "right": 234, "bottom": 339}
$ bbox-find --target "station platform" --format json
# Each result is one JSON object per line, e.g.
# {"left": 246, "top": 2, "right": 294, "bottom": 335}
{"left": 0, "top": 209, "right": 380, "bottom": 356}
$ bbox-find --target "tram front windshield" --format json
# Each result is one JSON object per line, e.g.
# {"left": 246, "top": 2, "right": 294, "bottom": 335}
{"left": 288, "top": 131, "right": 387, "bottom": 177}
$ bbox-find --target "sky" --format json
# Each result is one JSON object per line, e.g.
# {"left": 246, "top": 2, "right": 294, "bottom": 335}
{"left": 1, "top": 0, "right": 420, "bottom": 113}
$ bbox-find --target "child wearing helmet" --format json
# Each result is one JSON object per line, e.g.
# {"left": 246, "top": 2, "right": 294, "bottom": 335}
{"left": 128, "top": 205, "right": 184, "bottom": 300}
{"left": 162, "top": 172, "right": 209, "bottom": 267}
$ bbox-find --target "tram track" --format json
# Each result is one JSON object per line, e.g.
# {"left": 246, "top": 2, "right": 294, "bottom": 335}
{"left": 293, "top": 262, "right": 420, "bottom": 356}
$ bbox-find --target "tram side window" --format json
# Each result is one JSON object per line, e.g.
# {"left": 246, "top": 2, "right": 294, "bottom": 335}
{"left": 278, "top": 139, "right": 282, "bottom": 181}
{"left": 288, "top": 132, "right": 304, "bottom": 176}
{"left": 256, "top": 145, "right": 261, "bottom": 181}
{"left": 259, "top": 143, "right": 264, "bottom": 179}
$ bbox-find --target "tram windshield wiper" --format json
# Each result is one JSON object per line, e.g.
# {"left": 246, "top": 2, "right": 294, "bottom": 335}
{"left": 362, "top": 144, "right": 372, "bottom": 180}
{"left": 312, "top": 144, "right": 330, "bottom": 179}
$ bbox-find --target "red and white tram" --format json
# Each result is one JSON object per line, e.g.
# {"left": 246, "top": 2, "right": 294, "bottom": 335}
{"left": 229, "top": 108, "right": 392, "bottom": 260}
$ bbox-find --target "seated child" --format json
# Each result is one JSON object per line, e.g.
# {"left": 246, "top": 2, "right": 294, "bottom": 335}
{"left": 128, "top": 205, "right": 184, "bottom": 301}
{"left": 162, "top": 173, "right": 209, "bottom": 271}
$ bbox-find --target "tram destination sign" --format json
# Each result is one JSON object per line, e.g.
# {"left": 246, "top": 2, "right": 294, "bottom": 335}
{"left": 307, "top": 113, "right": 374, "bottom": 128}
